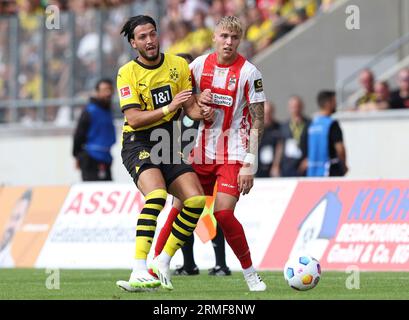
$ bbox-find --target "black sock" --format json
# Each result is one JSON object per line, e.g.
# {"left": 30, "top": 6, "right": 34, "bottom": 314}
{"left": 212, "top": 225, "right": 227, "bottom": 268}
{"left": 181, "top": 233, "right": 196, "bottom": 270}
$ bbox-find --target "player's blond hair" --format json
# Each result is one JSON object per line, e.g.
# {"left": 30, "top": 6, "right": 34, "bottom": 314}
{"left": 215, "top": 16, "right": 243, "bottom": 38}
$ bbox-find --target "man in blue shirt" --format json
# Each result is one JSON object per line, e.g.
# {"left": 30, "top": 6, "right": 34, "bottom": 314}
{"left": 73, "top": 78, "right": 116, "bottom": 181}
{"left": 301, "top": 91, "right": 348, "bottom": 177}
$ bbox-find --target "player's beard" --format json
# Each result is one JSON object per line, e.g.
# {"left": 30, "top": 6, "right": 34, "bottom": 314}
{"left": 140, "top": 45, "right": 160, "bottom": 62}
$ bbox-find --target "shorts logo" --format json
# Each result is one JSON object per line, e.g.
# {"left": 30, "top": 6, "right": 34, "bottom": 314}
{"left": 212, "top": 93, "right": 233, "bottom": 107}
{"left": 221, "top": 183, "right": 236, "bottom": 189}
{"left": 138, "top": 150, "right": 150, "bottom": 160}
{"left": 254, "top": 79, "right": 263, "bottom": 93}
{"left": 120, "top": 86, "right": 131, "bottom": 99}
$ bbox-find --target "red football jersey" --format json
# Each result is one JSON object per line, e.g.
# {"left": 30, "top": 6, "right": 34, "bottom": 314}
{"left": 190, "top": 52, "right": 266, "bottom": 163}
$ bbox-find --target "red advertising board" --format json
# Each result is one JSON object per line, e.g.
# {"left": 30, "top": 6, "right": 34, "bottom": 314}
{"left": 260, "top": 180, "right": 409, "bottom": 271}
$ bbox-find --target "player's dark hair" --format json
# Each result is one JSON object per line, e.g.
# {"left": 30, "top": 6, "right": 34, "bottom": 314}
{"left": 176, "top": 53, "right": 194, "bottom": 64}
{"left": 121, "top": 15, "right": 157, "bottom": 43}
{"left": 317, "top": 90, "right": 335, "bottom": 108}
{"left": 95, "top": 78, "right": 113, "bottom": 91}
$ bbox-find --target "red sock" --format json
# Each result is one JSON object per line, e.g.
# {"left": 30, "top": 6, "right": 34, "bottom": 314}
{"left": 154, "top": 206, "right": 180, "bottom": 257}
{"left": 214, "top": 209, "right": 252, "bottom": 269}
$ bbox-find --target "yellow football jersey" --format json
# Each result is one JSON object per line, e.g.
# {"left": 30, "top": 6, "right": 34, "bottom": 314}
{"left": 117, "top": 53, "right": 192, "bottom": 134}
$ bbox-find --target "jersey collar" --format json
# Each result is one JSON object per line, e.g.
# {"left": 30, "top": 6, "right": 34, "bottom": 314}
{"left": 134, "top": 53, "right": 165, "bottom": 70}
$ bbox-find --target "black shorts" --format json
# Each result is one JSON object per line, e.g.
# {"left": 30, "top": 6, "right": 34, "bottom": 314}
{"left": 121, "top": 143, "right": 194, "bottom": 188}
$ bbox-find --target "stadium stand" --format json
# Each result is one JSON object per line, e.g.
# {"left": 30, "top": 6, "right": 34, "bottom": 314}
{"left": 0, "top": 0, "right": 338, "bottom": 124}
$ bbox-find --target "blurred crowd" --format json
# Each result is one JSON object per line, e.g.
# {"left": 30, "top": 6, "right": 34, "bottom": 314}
{"left": 348, "top": 67, "right": 409, "bottom": 111}
{"left": 158, "top": 0, "right": 339, "bottom": 58}
{"left": 0, "top": 0, "right": 341, "bottom": 124}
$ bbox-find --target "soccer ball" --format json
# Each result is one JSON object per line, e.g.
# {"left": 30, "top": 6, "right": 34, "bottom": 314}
{"left": 283, "top": 255, "right": 321, "bottom": 291}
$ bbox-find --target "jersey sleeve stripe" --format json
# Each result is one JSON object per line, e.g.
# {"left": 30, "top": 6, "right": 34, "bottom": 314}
{"left": 121, "top": 103, "right": 141, "bottom": 112}
{"left": 244, "top": 80, "right": 250, "bottom": 104}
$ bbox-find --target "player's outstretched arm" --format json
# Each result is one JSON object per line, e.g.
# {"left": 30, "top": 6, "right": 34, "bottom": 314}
{"left": 125, "top": 90, "right": 192, "bottom": 129}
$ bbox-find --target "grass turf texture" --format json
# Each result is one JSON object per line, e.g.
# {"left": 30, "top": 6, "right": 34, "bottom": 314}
{"left": 0, "top": 269, "right": 408, "bottom": 300}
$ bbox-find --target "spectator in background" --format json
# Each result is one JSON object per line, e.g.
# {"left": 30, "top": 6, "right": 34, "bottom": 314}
{"left": 269, "top": 0, "right": 310, "bottom": 40}
{"left": 355, "top": 68, "right": 376, "bottom": 109}
{"left": 319, "top": 0, "right": 338, "bottom": 12}
{"left": 246, "top": 6, "right": 275, "bottom": 55}
{"left": 179, "top": 0, "right": 209, "bottom": 22}
{"left": 390, "top": 68, "right": 409, "bottom": 109}
{"left": 256, "top": 101, "right": 281, "bottom": 177}
{"left": 205, "top": 0, "right": 225, "bottom": 29}
{"left": 17, "top": 0, "right": 43, "bottom": 31}
{"left": 166, "top": 20, "right": 193, "bottom": 55}
{"left": 190, "top": 9, "right": 213, "bottom": 57}
{"left": 0, "top": 0, "right": 17, "bottom": 15}
{"left": 272, "top": 95, "right": 309, "bottom": 177}
{"left": 301, "top": 90, "right": 348, "bottom": 177}
{"left": 359, "top": 81, "right": 390, "bottom": 111}
{"left": 73, "top": 78, "right": 116, "bottom": 181}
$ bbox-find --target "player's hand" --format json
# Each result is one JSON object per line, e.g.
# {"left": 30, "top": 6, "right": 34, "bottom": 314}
{"left": 238, "top": 164, "right": 254, "bottom": 195}
{"left": 198, "top": 89, "right": 212, "bottom": 108}
{"left": 75, "top": 159, "right": 80, "bottom": 170}
{"left": 169, "top": 89, "right": 192, "bottom": 112}
{"left": 201, "top": 106, "right": 215, "bottom": 122}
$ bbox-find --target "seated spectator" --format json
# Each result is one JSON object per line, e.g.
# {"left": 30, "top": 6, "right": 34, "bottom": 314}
{"left": 389, "top": 68, "right": 409, "bottom": 109}
{"left": 355, "top": 68, "right": 377, "bottom": 110}
{"left": 166, "top": 20, "right": 193, "bottom": 56}
{"left": 297, "top": 0, "right": 318, "bottom": 19}
{"left": 270, "top": 0, "right": 310, "bottom": 40}
{"left": 246, "top": 6, "right": 275, "bottom": 54}
{"left": 319, "top": 0, "right": 338, "bottom": 12}
{"left": 17, "top": 0, "right": 43, "bottom": 31}
{"left": 0, "top": 0, "right": 17, "bottom": 15}
{"left": 190, "top": 9, "right": 213, "bottom": 57}
{"left": 359, "top": 81, "right": 390, "bottom": 111}
{"left": 179, "top": 0, "right": 209, "bottom": 22}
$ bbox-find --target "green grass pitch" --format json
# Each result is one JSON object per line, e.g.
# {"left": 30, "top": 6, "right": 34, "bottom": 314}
{"left": 0, "top": 269, "right": 408, "bottom": 300}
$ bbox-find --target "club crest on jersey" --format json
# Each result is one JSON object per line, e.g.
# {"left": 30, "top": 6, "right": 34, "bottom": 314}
{"left": 119, "top": 86, "right": 131, "bottom": 99}
{"left": 254, "top": 79, "right": 263, "bottom": 93}
{"left": 212, "top": 93, "right": 233, "bottom": 107}
{"left": 228, "top": 75, "right": 237, "bottom": 91}
{"left": 169, "top": 68, "right": 179, "bottom": 81}
{"left": 138, "top": 150, "right": 150, "bottom": 160}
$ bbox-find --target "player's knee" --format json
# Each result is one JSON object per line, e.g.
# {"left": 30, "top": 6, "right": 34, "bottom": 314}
{"left": 183, "top": 195, "right": 206, "bottom": 209}
{"left": 172, "top": 197, "right": 183, "bottom": 211}
{"left": 214, "top": 209, "right": 233, "bottom": 220}
{"left": 214, "top": 209, "right": 239, "bottom": 233}
{"left": 145, "top": 188, "right": 167, "bottom": 203}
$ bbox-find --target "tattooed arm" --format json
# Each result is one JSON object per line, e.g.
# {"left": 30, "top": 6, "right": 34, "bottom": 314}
{"left": 248, "top": 102, "right": 265, "bottom": 156}
{"left": 238, "top": 101, "right": 265, "bottom": 196}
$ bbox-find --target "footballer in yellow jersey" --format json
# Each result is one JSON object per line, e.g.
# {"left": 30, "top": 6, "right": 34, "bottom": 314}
{"left": 117, "top": 53, "right": 192, "bottom": 135}
{"left": 115, "top": 15, "right": 212, "bottom": 293}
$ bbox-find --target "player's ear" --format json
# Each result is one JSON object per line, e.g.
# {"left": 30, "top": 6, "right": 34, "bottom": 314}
{"left": 130, "top": 39, "right": 137, "bottom": 50}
